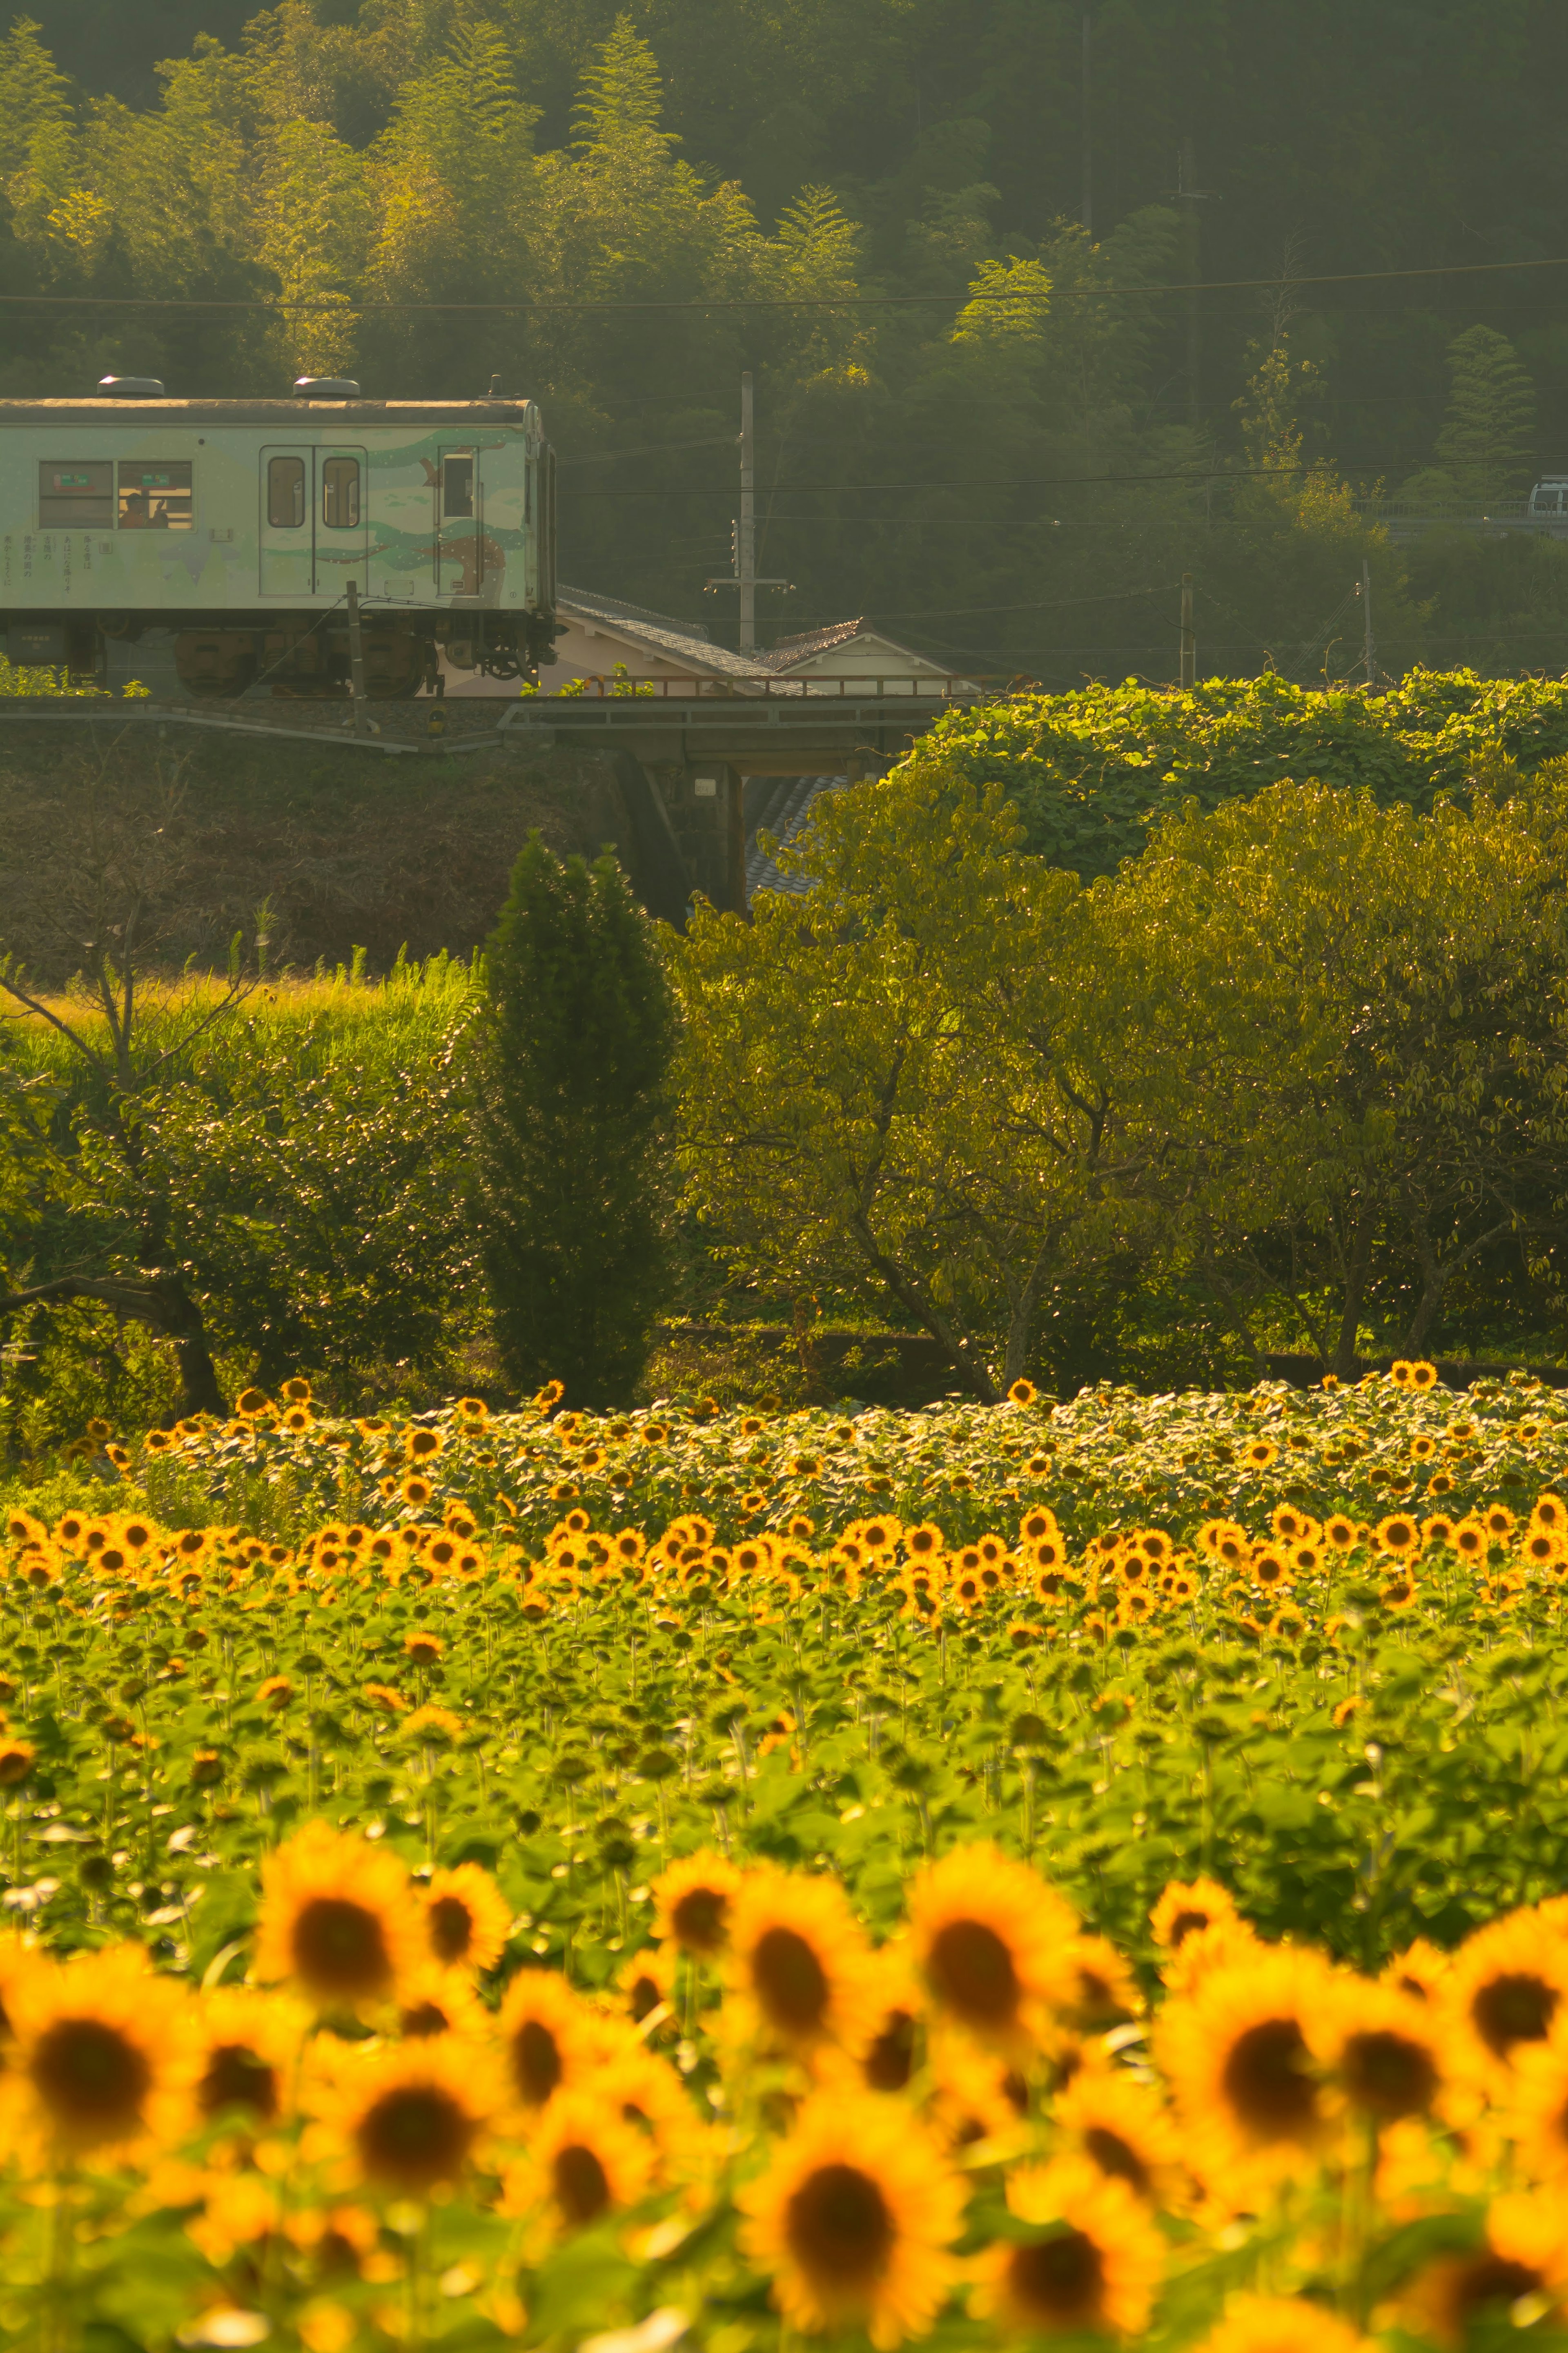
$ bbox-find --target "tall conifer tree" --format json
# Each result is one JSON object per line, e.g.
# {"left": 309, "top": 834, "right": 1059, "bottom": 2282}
{"left": 471, "top": 837, "right": 674, "bottom": 1407}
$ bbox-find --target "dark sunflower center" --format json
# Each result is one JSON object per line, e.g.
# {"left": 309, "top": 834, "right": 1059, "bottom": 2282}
{"left": 863, "top": 2010, "right": 916, "bottom": 2094}
{"left": 554, "top": 2143, "right": 611, "bottom": 2226}
{"left": 1220, "top": 2016, "right": 1319, "bottom": 2140}
{"left": 199, "top": 2043, "right": 278, "bottom": 2120}
{"left": 356, "top": 2085, "right": 472, "bottom": 2187}
{"left": 513, "top": 2017, "right": 563, "bottom": 2104}
{"left": 1009, "top": 2230, "right": 1104, "bottom": 2326}
{"left": 1472, "top": 1972, "right": 1558, "bottom": 2059}
{"left": 1084, "top": 2124, "right": 1152, "bottom": 2196}
{"left": 628, "top": 1973, "right": 662, "bottom": 2024}
{"left": 753, "top": 1926, "right": 830, "bottom": 2033}
{"left": 401, "top": 2002, "right": 450, "bottom": 2039}
{"left": 292, "top": 1896, "right": 392, "bottom": 1997}
{"left": 32, "top": 2017, "right": 150, "bottom": 2132}
{"left": 1340, "top": 2028, "right": 1437, "bottom": 2120}
{"left": 671, "top": 1887, "right": 730, "bottom": 1955}
{"left": 427, "top": 1896, "right": 474, "bottom": 1963}
{"left": 927, "top": 1919, "right": 1020, "bottom": 2029}
{"left": 785, "top": 2163, "right": 893, "bottom": 2288}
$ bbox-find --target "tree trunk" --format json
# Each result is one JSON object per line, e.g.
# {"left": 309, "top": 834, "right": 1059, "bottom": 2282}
{"left": 847, "top": 1212, "right": 1000, "bottom": 1404}
{"left": 1331, "top": 1208, "right": 1376, "bottom": 1381}
{"left": 0, "top": 1269, "right": 228, "bottom": 1419}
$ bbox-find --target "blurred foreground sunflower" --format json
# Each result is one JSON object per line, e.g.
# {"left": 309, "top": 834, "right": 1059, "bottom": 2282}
{"left": 906, "top": 1842, "right": 1078, "bottom": 2049}
{"left": 254, "top": 1822, "right": 426, "bottom": 2013}
{"left": 738, "top": 2090, "right": 964, "bottom": 2348}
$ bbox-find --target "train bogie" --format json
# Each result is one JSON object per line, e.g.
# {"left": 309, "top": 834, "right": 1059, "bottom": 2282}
{"left": 0, "top": 395, "right": 558, "bottom": 698}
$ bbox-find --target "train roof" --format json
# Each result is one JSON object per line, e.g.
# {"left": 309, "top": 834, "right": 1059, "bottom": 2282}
{"left": 0, "top": 399, "right": 543, "bottom": 427}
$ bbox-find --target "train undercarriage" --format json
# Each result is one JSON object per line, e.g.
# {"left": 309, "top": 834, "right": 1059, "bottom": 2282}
{"left": 16, "top": 609, "right": 552, "bottom": 699}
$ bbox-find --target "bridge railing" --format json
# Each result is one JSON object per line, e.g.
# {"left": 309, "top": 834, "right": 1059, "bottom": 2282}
{"left": 541, "top": 669, "right": 993, "bottom": 703}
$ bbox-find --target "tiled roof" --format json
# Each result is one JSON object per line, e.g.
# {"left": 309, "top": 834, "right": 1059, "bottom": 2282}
{"left": 744, "top": 775, "right": 846, "bottom": 898}
{"left": 757, "top": 618, "right": 868, "bottom": 669}
{"left": 559, "top": 584, "right": 772, "bottom": 680}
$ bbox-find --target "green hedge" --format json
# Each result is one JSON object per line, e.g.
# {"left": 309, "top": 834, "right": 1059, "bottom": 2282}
{"left": 913, "top": 668, "right": 1568, "bottom": 876}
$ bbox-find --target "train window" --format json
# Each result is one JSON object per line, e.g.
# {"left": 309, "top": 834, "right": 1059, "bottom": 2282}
{"left": 39, "top": 462, "right": 114, "bottom": 528}
{"left": 322, "top": 456, "right": 361, "bottom": 529}
{"left": 118, "top": 461, "right": 192, "bottom": 530}
{"left": 442, "top": 455, "right": 474, "bottom": 518}
{"left": 268, "top": 456, "right": 306, "bottom": 528}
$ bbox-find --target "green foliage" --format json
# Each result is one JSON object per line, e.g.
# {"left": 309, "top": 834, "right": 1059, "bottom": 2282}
{"left": 911, "top": 668, "right": 1568, "bottom": 879}
{"left": 14, "top": 1367, "right": 1568, "bottom": 1968}
{"left": 1436, "top": 324, "right": 1539, "bottom": 506}
{"left": 472, "top": 835, "right": 675, "bottom": 1407}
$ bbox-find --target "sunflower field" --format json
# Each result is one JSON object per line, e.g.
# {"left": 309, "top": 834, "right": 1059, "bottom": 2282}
{"left": 3, "top": 1365, "right": 1568, "bottom": 2349}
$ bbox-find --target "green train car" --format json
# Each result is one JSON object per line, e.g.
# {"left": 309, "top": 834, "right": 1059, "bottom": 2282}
{"left": 0, "top": 378, "right": 558, "bottom": 698}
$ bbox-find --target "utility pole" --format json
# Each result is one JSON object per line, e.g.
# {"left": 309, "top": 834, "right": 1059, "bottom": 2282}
{"left": 1081, "top": 11, "right": 1093, "bottom": 238}
{"left": 1361, "top": 558, "right": 1377, "bottom": 685}
{"left": 346, "top": 576, "right": 368, "bottom": 734}
{"left": 707, "top": 370, "right": 789, "bottom": 655}
{"left": 1180, "top": 572, "right": 1196, "bottom": 688}
{"left": 1171, "top": 139, "right": 1216, "bottom": 428}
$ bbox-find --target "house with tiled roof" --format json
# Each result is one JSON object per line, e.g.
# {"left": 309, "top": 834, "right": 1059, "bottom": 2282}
{"left": 758, "top": 618, "right": 958, "bottom": 693}
{"left": 546, "top": 587, "right": 773, "bottom": 689}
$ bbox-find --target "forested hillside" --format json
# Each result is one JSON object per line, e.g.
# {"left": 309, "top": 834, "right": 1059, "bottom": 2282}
{"left": 4, "top": 0, "right": 1568, "bottom": 676}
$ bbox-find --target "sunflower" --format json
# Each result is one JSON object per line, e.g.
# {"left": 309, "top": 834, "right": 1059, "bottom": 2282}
{"left": 494, "top": 1969, "right": 610, "bottom": 2114}
{"left": 1453, "top": 1518, "right": 1488, "bottom": 1563}
{"left": 8, "top": 1942, "right": 195, "bottom": 2156}
{"left": 1439, "top": 1908, "right": 1568, "bottom": 2088}
{"left": 1534, "top": 1493, "right": 1568, "bottom": 1535}
{"left": 254, "top": 1823, "right": 426, "bottom": 2012}
{"left": 1323, "top": 1513, "right": 1358, "bottom": 1550}
{"left": 1149, "top": 1876, "right": 1238, "bottom": 1954}
{"left": 651, "top": 1849, "right": 742, "bottom": 1959}
{"left": 1502, "top": 2025, "right": 1568, "bottom": 2183}
{"left": 309, "top": 2036, "right": 492, "bottom": 2193}
{"left": 1307, "top": 1977, "right": 1443, "bottom": 2125}
{"left": 397, "top": 1962, "right": 489, "bottom": 2042}
{"left": 906, "top": 1844, "right": 1078, "bottom": 2050}
{"left": 616, "top": 1943, "right": 675, "bottom": 2030}
{"left": 1058, "top": 1936, "right": 1140, "bottom": 2030}
{"left": 1053, "top": 2062, "right": 1183, "bottom": 2204}
{"left": 1403, "top": 2192, "right": 1568, "bottom": 2347}
{"left": 504, "top": 2086, "right": 656, "bottom": 2233}
{"left": 1194, "top": 2294, "right": 1372, "bottom": 2353}
{"left": 1376, "top": 1512, "right": 1423, "bottom": 1557}
{"left": 1157, "top": 1945, "right": 1336, "bottom": 2199}
{"left": 738, "top": 2090, "right": 964, "bottom": 2349}
{"left": 1483, "top": 1503, "right": 1517, "bottom": 1539}
{"left": 194, "top": 1989, "right": 306, "bottom": 2125}
{"left": 423, "top": 1864, "right": 512, "bottom": 1974}
{"left": 1007, "top": 1379, "right": 1037, "bottom": 1406}
{"left": 728, "top": 1868, "right": 880, "bottom": 2056}
{"left": 971, "top": 2159, "right": 1164, "bottom": 2337}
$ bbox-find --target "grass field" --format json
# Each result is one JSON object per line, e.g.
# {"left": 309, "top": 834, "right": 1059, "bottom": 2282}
{"left": 2, "top": 1369, "right": 1568, "bottom": 2347}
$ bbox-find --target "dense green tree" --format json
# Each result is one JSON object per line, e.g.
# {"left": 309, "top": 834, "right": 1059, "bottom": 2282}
{"left": 471, "top": 836, "right": 675, "bottom": 1407}
{"left": 1434, "top": 325, "right": 1539, "bottom": 508}
{"left": 673, "top": 763, "right": 1137, "bottom": 1400}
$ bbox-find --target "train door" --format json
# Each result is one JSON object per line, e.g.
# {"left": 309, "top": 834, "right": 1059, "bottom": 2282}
{"left": 314, "top": 446, "right": 369, "bottom": 593}
{"left": 435, "top": 447, "right": 481, "bottom": 595}
{"left": 260, "top": 447, "right": 314, "bottom": 595}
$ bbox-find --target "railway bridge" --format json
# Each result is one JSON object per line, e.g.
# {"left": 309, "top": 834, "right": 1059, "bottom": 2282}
{"left": 0, "top": 668, "right": 990, "bottom": 924}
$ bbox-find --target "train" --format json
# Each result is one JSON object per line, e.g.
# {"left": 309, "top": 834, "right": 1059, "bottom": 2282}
{"left": 0, "top": 377, "right": 559, "bottom": 698}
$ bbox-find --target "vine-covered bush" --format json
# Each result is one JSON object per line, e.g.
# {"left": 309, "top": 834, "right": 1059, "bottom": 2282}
{"left": 914, "top": 669, "right": 1568, "bottom": 875}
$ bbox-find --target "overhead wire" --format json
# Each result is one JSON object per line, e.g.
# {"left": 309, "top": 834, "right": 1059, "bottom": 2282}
{"left": 5, "top": 250, "right": 1568, "bottom": 312}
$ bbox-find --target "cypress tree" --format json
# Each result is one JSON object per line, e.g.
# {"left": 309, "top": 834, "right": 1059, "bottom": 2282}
{"left": 472, "top": 836, "right": 675, "bottom": 1406}
{"left": 1436, "top": 325, "right": 1537, "bottom": 505}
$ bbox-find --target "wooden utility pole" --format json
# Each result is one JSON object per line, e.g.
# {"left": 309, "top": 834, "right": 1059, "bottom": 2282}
{"left": 707, "top": 370, "right": 788, "bottom": 654}
{"left": 1081, "top": 11, "right": 1093, "bottom": 237}
{"left": 1361, "top": 558, "right": 1377, "bottom": 685}
{"left": 1180, "top": 572, "right": 1196, "bottom": 688}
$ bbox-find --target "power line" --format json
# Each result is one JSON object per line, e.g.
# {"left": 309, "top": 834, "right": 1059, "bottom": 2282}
{"left": 6, "top": 251, "right": 1568, "bottom": 315}
{"left": 574, "top": 462, "right": 1434, "bottom": 500}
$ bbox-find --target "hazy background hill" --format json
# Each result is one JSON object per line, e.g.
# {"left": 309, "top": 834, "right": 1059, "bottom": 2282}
{"left": 6, "top": 0, "right": 1568, "bottom": 677}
